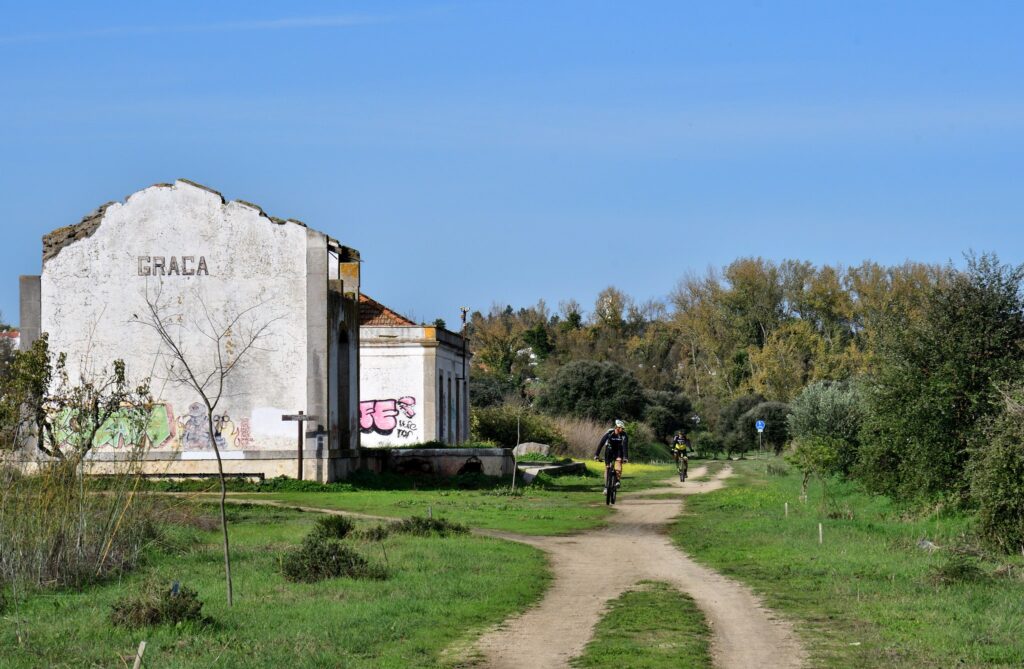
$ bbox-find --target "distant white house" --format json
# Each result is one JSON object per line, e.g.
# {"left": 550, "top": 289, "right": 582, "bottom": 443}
{"left": 0, "top": 329, "right": 19, "bottom": 351}
{"left": 359, "top": 295, "right": 470, "bottom": 447}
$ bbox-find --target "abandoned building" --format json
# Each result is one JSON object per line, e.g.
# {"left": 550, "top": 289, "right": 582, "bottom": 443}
{"left": 358, "top": 295, "right": 471, "bottom": 447}
{"left": 19, "top": 179, "right": 362, "bottom": 482}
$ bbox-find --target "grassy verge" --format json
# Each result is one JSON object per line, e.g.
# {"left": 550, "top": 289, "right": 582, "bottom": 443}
{"left": 673, "top": 458, "right": 1024, "bottom": 668}
{"left": 225, "top": 462, "right": 676, "bottom": 535}
{"left": 1, "top": 502, "right": 548, "bottom": 669}
{"left": 570, "top": 581, "right": 713, "bottom": 669}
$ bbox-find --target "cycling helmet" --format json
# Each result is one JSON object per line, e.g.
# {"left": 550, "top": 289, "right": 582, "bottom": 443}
{"left": 614, "top": 420, "right": 626, "bottom": 429}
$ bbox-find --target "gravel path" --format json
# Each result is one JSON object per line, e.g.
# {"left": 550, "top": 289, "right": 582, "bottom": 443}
{"left": 471, "top": 466, "right": 806, "bottom": 669}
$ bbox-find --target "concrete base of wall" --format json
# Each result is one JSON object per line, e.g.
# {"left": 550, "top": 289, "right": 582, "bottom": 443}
{"left": 4, "top": 448, "right": 513, "bottom": 481}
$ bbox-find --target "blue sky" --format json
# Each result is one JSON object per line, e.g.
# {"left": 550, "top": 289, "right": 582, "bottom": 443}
{"left": 2, "top": 1, "right": 1022, "bottom": 327}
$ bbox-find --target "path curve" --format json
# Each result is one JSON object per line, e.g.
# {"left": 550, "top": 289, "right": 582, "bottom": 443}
{"left": 472, "top": 466, "right": 806, "bottom": 669}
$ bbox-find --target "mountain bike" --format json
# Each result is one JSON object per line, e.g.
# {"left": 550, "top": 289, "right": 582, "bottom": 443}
{"left": 675, "top": 452, "right": 688, "bottom": 482}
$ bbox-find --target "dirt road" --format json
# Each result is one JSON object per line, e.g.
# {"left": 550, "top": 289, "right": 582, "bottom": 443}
{"left": 472, "top": 466, "right": 806, "bottom": 669}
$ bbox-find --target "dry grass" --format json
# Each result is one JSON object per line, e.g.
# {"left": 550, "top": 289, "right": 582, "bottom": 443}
{"left": 550, "top": 416, "right": 608, "bottom": 458}
{"left": 0, "top": 451, "right": 157, "bottom": 592}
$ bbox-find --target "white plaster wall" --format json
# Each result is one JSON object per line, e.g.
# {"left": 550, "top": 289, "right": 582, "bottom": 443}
{"left": 40, "top": 180, "right": 309, "bottom": 456}
{"left": 436, "top": 344, "right": 469, "bottom": 444}
{"left": 359, "top": 339, "right": 427, "bottom": 447}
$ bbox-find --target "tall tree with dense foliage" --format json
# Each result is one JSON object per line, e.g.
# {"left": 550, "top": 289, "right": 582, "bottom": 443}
{"left": 858, "top": 254, "right": 1024, "bottom": 501}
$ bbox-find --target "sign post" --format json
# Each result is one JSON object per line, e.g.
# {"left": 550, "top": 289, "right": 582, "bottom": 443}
{"left": 755, "top": 419, "right": 766, "bottom": 458}
{"left": 282, "top": 411, "right": 319, "bottom": 481}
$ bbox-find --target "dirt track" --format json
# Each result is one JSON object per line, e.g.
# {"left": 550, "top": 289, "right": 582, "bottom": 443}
{"left": 471, "top": 466, "right": 806, "bottom": 669}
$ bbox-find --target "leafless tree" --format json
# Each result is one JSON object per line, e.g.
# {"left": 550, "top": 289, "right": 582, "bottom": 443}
{"left": 135, "top": 283, "right": 281, "bottom": 607}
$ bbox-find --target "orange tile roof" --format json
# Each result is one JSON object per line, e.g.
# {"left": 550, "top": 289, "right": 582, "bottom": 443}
{"left": 359, "top": 294, "right": 417, "bottom": 327}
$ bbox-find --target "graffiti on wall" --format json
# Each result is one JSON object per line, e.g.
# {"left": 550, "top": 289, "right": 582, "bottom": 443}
{"left": 53, "top": 402, "right": 176, "bottom": 450}
{"left": 360, "top": 396, "right": 417, "bottom": 439}
{"left": 51, "top": 400, "right": 257, "bottom": 452}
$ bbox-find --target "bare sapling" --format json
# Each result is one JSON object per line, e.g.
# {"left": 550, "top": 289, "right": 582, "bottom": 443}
{"left": 136, "top": 284, "right": 280, "bottom": 607}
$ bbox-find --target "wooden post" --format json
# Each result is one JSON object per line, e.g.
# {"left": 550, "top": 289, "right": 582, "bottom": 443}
{"left": 132, "top": 640, "right": 147, "bottom": 669}
{"left": 818, "top": 523, "right": 823, "bottom": 545}
{"left": 785, "top": 502, "right": 788, "bottom": 518}
{"left": 281, "top": 412, "right": 319, "bottom": 481}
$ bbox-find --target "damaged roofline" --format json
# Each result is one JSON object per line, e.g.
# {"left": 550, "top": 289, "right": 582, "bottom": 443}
{"left": 41, "top": 179, "right": 353, "bottom": 263}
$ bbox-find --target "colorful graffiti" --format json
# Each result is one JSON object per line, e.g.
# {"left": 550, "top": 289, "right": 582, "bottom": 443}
{"left": 53, "top": 402, "right": 176, "bottom": 450}
{"left": 360, "top": 396, "right": 417, "bottom": 438}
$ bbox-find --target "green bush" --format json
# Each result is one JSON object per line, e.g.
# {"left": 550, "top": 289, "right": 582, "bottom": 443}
{"left": 470, "top": 374, "right": 518, "bottom": 408}
{"left": 110, "top": 581, "right": 206, "bottom": 629}
{"left": 470, "top": 405, "right": 566, "bottom": 449}
{"left": 358, "top": 516, "right": 469, "bottom": 541}
{"left": 309, "top": 514, "right": 354, "bottom": 541}
{"left": 692, "top": 432, "right": 724, "bottom": 459}
{"left": 642, "top": 390, "right": 694, "bottom": 441}
{"left": 717, "top": 393, "right": 766, "bottom": 454}
{"left": 281, "top": 536, "right": 385, "bottom": 583}
{"left": 534, "top": 360, "right": 645, "bottom": 421}
{"left": 969, "top": 402, "right": 1024, "bottom": 553}
{"left": 788, "top": 380, "right": 864, "bottom": 474}
{"left": 622, "top": 421, "right": 670, "bottom": 462}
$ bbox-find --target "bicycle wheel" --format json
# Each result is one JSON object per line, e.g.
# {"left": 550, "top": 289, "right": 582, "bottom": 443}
{"left": 605, "top": 468, "right": 615, "bottom": 505}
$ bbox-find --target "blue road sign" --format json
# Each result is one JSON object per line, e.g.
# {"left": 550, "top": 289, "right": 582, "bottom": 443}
{"left": 755, "top": 420, "right": 766, "bottom": 433}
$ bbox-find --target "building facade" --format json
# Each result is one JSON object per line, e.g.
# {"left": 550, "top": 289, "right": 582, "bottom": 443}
{"left": 359, "top": 295, "right": 470, "bottom": 447}
{"left": 19, "top": 180, "right": 362, "bottom": 481}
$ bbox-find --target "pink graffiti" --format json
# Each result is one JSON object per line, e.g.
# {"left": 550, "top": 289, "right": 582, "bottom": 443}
{"left": 360, "top": 397, "right": 417, "bottom": 435}
{"left": 397, "top": 397, "right": 416, "bottom": 418}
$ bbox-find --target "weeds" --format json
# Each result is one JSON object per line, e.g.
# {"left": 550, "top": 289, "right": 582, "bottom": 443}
{"left": 357, "top": 516, "right": 469, "bottom": 541}
{"left": 308, "top": 515, "right": 354, "bottom": 541}
{"left": 110, "top": 581, "right": 206, "bottom": 629}
{"left": 280, "top": 536, "right": 386, "bottom": 583}
{"left": 927, "top": 555, "right": 986, "bottom": 586}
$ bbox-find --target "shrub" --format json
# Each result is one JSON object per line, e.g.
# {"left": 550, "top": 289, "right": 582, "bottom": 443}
{"left": 928, "top": 555, "right": 986, "bottom": 586}
{"left": 309, "top": 515, "right": 354, "bottom": 541}
{"left": 969, "top": 399, "right": 1024, "bottom": 553}
{"left": 692, "top": 432, "right": 724, "bottom": 459}
{"left": 281, "top": 536, "right": 385, "bottom": 583}
{"left": 642, "top": 390, "right": 694, "bottom": 441}
{"left": 357, "top": 516, "right": 469, "bottom": 541}
{"left": 787, "top": 435, "right": 846, "bottom": 501}
{"left": 470, "top": 374, "right": 518, "bottom": 408}
{"left": 110, "top": 581, "right": 206, "bottom": 629}
{"left": 535, "top": 361, "right": 645, "bottom": 421}
{"left": 788, "top": 381, "right": 864, "bottom": 474}
{"left": 623, "top": 421, "right": 669, "bottom": 462}
{"left": 470, "top": 405, "right": 566, "bottom": 449}
{"left": 717, "top": 393, "right": 766, "bottom": 454}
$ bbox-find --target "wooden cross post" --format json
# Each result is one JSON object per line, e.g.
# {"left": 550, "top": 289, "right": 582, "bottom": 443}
{"left": 282, "top": 411, "right": 319, "bottom": 481}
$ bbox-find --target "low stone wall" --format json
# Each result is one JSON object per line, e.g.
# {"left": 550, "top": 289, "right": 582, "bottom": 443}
{"left": 360, "top": 447, "right": 514, "bottom": 478}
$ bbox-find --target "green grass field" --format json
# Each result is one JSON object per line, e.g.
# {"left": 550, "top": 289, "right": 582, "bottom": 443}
{"left": 1, "top": 503, "right": 549, "bottom": 669}
{"left": 570, "top": 581, "right": 713, "bottom": 669}
{"left": 229, "top": 461, "right": 675, "bottom": 535}
{"left": 673, "top": 458, "right": 1024, "bottom": 668}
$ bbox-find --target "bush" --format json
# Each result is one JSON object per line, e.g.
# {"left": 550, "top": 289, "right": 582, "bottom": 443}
{"left": 788, "top": 381, "right": 864, "bottom": 474}
{"left": 535, "top": 361, "right": 645, "bottom": 421}
{"left": 110, "top": 581, "right": 206, "bottom": 629}
{"left": 470, "top": 374, "right": 518, "bottom": 408}
{"left": 470, "top": 405, "right": 566, "bottom": 449}
{"left": 642, "top": 390, "right": 694, "bottom": 441}
{"left": 692, "top": 432, "right": 724, "bottom": 459}
{"left": 309, "top": 515, "right": 354, "bottom": 541}
{"left": 928, "top": 555, "right": 986, "bottom": 586}
{"left": 623, "top": 421, "right": 670, "bottom": 462}
{"left": 358, "top": 516, "right": 469, "bottom": 541}
{"left": 281, "top": 536, "right": 385, "bottom": 583}
{"left": 969, "top": 400, "right": 1024, "bottom": 553}
{"left": 717, "top": 393, "right": 766, "bottom": 455}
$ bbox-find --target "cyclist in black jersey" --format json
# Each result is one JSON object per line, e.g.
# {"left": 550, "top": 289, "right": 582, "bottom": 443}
{"left": 594, "top": 420, "right": 629, "bottom": 493}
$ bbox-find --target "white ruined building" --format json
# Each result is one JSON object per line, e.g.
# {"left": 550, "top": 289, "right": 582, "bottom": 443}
{"left": 19, "top": 179, "right": 362, "bottom": 481}
{"left": 359, "top": 295, "right": 470, "bottom": 447}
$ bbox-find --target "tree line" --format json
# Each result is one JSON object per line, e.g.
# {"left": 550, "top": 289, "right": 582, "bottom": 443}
{"left": 469, "top": 253, "right": 1024, "bottom": 552}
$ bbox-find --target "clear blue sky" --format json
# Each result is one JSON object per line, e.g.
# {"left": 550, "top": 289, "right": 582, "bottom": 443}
{"left": 2, "top": 1, "right": 1022, "bottom": 327}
